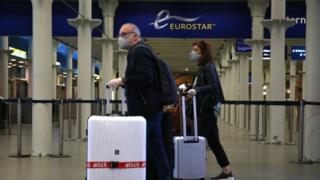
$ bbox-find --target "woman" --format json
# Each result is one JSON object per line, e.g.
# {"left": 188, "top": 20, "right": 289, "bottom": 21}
{"left": 187, "top": 40, "right": 234, "bottom": 179}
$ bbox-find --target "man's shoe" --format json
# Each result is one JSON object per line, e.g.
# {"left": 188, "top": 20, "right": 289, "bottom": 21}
{"left": 210, "top": 171, "right": 234, "bottom": 180}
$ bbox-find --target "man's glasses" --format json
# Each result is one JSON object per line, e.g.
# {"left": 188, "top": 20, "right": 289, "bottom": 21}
{"left": 118, "top": 31, "right": 135, "bottom": 37}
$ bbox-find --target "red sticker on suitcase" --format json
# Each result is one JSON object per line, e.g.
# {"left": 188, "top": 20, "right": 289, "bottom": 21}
{"left": 87, "top": 161, "right": 146, "bottom": 169}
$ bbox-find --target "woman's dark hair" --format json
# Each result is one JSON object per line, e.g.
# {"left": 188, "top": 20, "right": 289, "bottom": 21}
{"left": 192, "top": 40, "right": 213, "bottom": 65}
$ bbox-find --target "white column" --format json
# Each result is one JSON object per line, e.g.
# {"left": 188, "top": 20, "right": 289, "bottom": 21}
{"left": 117, "top": 50, "right": 127, "bottom": 112}
{"left": 304, "top": 0, "right": 320, "bottom": 161}
{"left": 219, "top": 52, "right": 226, "bottom": 122}
{"left": 31, "top": 0, "right": 53, "bottom": 156}
{"left": 234, "top": 58, "right": 240, "bottom": 127}
{"left": 228, "top": 60, "right": 235, "bottom": 125}
{"left": 0, "top": 37, "right": 10, "bottom": 98}
{"left": 52, "top": 41, "right": 59, "bottom": 99}
{"left": 289, "top": 60, "right": 297, "bottom": 101}
{"left": 228, "top": 57, "right": 239, "bottom": 126}
{"left": 261, "top": 0, "right": 295, "bottom": 143}
{"left": 66, "top": 49, "right": 73, "bottom": 99}
{"left": 236, "top": 52, "right": 250, "bottom": 129}
{"left": 221, "top": 45, "right": 232, "bottom": 124}
{"left": 68, "top": 0, "right": 101, "bottom": 138}
{"left": 98, "top": 0, "right": 118, "bottom": 99}
{"left": 27, "top": 40, "right": 33, "bottom": 97}
{"left": 91, "top": 62, "right": 95, "bottom": 99}
{"left": 247, "top": 0, "right": 269, "bottom": 138}
{"left": 219, "top": 68, "right": 226, "bottom": 121}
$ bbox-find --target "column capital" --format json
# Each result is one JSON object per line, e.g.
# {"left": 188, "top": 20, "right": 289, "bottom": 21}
{"left": 66, "top": 69, "right": 73, "bottom": 73}
{"left": 234, "top": 52, "right": 251, "bottom": 58}
{"left": 95, "top": 36, "right": 116, "bottom": 43}
{"left": 245, "top": 39, "right": 269, "bottom": 46}
{"left": 286, "top": 74, "right": 299, "bottom": 79}
{"left": 52, "top": 40, "right": 59, "bottom": 48}
{"left": 99, "top": 0, "right": 119, "bottom": 17}
{"left": 68, "top": 17, "right": 102, "bottom": 30}
{"left": 0, "top": 49, "right": 13, "bottom": 55}
{"left": 227, "top": 59, "right": 240, "bottom": 66}
{"left": 52, "top": 64, "right": 59, "bottom": 68}
{"left": 248, "top": 0, "right": 269, "bottom": 17}
{"left": 261, "top": 19, "right": 295, "bottom": 31}
{"left": 222, "top": 65, "right": 230, "bottom": 69}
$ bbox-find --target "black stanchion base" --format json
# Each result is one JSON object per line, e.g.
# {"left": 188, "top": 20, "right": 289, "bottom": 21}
{"left": 77, "top": 137, "right": 87, "bottom": 142}
{"left": 289, "top": 160, "right": 313, "bottom": 164}
{"left": 8, "top": 154, "right": 31, "bottom": 158}
{"left": 284, "top": 142, "right": 296, "bottom": 145}
{"left": 250, "top": 138, "right": 261, "bottom": 141}
{"left": 259, "top": 141, "right": 271, "bottom": 144}
{"left": 1, "top": 132, "right": 16, "bottom": 135}
{"left": 48, "top": 154, "right": 71, "bottom": 158}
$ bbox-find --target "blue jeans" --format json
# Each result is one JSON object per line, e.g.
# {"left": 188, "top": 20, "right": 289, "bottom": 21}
{"left": 144, "top": 111, "right": 171, "bottom": 180}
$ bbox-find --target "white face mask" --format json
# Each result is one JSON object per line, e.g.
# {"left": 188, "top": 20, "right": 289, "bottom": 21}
{"left": 118, "top": 36, "right": 131, "bottom": 49}
{"left": 189, "top": 50, "right": 200, "bottom": 61}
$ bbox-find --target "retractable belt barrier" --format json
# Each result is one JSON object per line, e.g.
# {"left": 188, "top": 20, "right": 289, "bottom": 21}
{"left": 1, "top": 98, "right": 318, "bottom": 163}
{"left": 0, "top": 98, "right": 127, "bottom": 159}
{"left": 220, "top": 99, "right": 319, "bottom": 164}
{"left": 222, "top": 100, "right": 300, "bottom": 106}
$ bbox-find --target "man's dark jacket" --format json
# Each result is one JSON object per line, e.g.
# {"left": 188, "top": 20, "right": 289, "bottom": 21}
{"left": 124, "top": 42, "right": 162, "bottom": 116}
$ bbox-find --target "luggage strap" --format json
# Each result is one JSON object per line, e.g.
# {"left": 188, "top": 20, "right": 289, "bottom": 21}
{"left": 86, "top": 161, "right": 146, "bottom": 169}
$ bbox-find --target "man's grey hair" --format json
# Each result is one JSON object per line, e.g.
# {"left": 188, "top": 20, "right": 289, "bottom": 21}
{"left": 123, "top": 23, "right": 141, "bottom": 37}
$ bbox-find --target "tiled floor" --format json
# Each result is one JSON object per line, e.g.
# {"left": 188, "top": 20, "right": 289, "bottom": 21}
{"left": 0, "top": 121, "right": 319, "bottom": 180}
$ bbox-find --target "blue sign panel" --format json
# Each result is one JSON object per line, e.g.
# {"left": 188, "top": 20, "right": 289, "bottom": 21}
{"left": 114, "top": 2, "right": 252, "bottom": 38}
{"left": 285, "top": 2, "right": 306, "bottom": 38}
{"left": 235, "top": 39, "right": 252, "bottom": 52}
{"left": 0, "top": 1, "right": 305, "bottom": 38}
{"left": 115, "top": 2, "right": 305, "bottom": 38}
{"left": 291, "top": 45, "right": 305, "bottom": 60}
{"left": 235, "top": 41, "right": 288, "bottom": 60}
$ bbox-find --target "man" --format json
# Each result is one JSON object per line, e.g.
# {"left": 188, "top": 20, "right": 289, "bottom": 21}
{"left": 108, "top": 23, "right": 171, "bottom": 180}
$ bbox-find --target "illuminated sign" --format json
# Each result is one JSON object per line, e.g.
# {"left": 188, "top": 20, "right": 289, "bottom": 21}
{"left": 291, "top": 45, "right": 305, "bottom": 60}
{"left": 114, "top": 2, "right": 252, "bottom": 38}
{"left": 149, "top": 10, "right": 215, "bottom": 31}
{"left": 9, "top": 47, "right": 27, "bottom": 59}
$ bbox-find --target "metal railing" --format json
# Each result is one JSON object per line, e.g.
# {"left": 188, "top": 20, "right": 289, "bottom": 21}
{"left": 222, "top": 100, "right": 319, "bottom": 164}
{"left": 1, "top": 98, "right": 318, "bottom": 164}
{"left": 0, "top": 98, "right": 126, "bottom": 159}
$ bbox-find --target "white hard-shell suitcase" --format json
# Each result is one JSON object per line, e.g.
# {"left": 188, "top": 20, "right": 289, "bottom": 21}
{"left": 173, "top": 95, "right": 206, "bottom": 179}
{"left": 86, "top": 86, "right": 147, "bottom": 180}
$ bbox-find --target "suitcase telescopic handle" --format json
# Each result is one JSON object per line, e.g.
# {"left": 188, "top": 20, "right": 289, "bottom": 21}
{"left": 181, "top": 95, "right": 198, "bottom": 141}
{"left": 106, "top": 85, "right": 126, "bottom": 116}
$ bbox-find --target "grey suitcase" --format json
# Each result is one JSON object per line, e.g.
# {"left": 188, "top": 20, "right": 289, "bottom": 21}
{"left": 173, "top": 95, "right": 206, "bottom": 179}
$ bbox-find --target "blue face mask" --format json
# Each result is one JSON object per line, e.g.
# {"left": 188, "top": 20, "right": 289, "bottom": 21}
{"left": 189, "top": 51, "right": 200, "bottom": 61}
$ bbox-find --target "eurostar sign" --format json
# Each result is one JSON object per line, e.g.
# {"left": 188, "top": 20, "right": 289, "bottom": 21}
{"left": 149, "top": 10, "right": 215, "bottom": 31}
{"left": 114, "top": 1, "right": 306, "bottom": 38}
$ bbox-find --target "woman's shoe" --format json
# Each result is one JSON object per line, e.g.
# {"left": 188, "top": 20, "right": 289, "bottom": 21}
{"left": 210, "top": 171, "right": 234, "bottom": 180}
